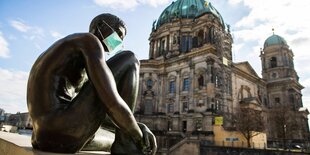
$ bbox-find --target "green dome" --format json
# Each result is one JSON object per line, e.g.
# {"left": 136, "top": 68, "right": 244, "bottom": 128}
{"left": 264, "top": 34, "right": 288, "bottom": 48}
{"left": 155, "top": 0, "right": 225, "bottom": 29}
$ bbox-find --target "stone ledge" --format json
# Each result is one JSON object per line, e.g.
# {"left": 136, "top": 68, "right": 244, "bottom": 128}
{"left": 0, "top": 132, "right": 110, "bottom": 155}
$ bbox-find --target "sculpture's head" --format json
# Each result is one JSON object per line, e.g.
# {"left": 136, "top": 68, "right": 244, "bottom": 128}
{"left": 89, "top": 13, "right": 126, "bottom": 53}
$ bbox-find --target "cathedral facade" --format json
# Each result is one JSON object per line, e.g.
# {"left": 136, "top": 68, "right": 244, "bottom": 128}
{"left": 134, "top": 0, "right": 309, "bottom": 153}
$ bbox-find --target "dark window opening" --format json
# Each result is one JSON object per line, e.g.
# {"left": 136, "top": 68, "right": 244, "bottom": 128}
{"left": 270, "top": 57, "right": 277, "bottom": 68}
{"left": 275, "top": 97, "right": 280, "bottom": 104}
{"left": 168, "top": 121, "right": 172, "bottom": 131}
{"left": 197, "top": 30, "right": 204, "bottom": 47}
{"left": 183, "top": 102, "right": 188, "bottom": 112}
{"left": 180, "top": 35, "right": 192, "bottom": 53}
{"left": 182, "top": 121, "right": 187, "bottom": 133}
{"left": 183, "top": 78, "right": 190, "bottom": 91}
{"left": 192, "top": 37, "right": 198, "bottom": 48}
{"left": 169, "top": 81, "right": 175, "bottom": 94}
{"left": 198, "top": 75, "right": 204, "bottom": 88}
{"left": 181, "top": 36, "right": 187, "bottom": 53}
{"left": 147, "top": 79, "right": 153, "bottom": 89}
{"left": 160, "top": 39, "right": 166, "bottom": 55}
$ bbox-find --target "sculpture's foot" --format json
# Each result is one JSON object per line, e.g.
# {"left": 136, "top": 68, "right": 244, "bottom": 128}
{"left": 82, "top": 128, "right": 115, "bottom": 152}
{"left": 111, "top": 129, "right": 144, "bottom": 155}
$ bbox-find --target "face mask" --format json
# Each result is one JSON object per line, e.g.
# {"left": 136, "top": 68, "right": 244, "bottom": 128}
{"left": 97, "top": 20, "right": 124, "bottom": 55}
{"left": 102, "top": 31, "right": 123, "bottom": 55}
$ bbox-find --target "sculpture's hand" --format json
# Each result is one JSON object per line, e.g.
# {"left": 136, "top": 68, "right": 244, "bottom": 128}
{"left": 137, "top": 123, "right": 157, "bottom": 155}
{"left": 111, "top": 123, "right": 157, "bottom": 155}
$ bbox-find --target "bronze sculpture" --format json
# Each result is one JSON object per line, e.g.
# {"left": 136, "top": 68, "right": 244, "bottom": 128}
{"left": 27, "top": 13, "right": 157, "bottom": 154}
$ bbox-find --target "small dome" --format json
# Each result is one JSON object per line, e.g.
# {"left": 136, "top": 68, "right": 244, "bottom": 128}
{"left": 155, "top": 0, "right": 225, "bottom": 29}
{"left": 264, "top": 34, "right": 288, "bottom": 48}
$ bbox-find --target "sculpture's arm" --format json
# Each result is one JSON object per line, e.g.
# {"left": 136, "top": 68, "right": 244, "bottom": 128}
{"left": 66, "top": 33, "right": 144, "bottom": 147}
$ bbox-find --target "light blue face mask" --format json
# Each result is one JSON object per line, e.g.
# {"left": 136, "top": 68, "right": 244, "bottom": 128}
{"left": 97, "top": 20, "right": 124, "bottom": 55}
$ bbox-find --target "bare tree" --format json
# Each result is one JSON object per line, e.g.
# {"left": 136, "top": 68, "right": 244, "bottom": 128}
{"left": 269, "top": 104, "right": 300, "bottom": 149}
{"left": 233, "top": 108, "right": 265, "bottom": 148}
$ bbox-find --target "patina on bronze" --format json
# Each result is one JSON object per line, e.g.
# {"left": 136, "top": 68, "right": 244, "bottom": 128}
{"left": 27, "top": 13, "right": 157, "bottom": 154}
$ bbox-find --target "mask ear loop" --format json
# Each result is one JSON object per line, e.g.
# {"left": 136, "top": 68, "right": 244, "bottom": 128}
{"left": 101, "top": 19, "right": 115, "bottom": 32}
{"left": 96, "top": 19, "right": 118, "bottom": 40}
{"left": 97, "top": 26, "right": 105, "bottom": 40}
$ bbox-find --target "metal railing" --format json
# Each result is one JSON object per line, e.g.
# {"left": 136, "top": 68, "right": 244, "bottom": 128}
{"left": 201, "top": 140, "right": 310, "bottom": 153}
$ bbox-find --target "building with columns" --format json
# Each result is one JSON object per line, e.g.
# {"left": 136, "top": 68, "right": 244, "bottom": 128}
{"left": 134, "top": 0, "right": 309, "bottom": 153}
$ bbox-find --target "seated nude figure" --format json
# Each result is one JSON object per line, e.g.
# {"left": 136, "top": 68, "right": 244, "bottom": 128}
{"left": 27, "top": 13, "right": 156, "bottom": 154}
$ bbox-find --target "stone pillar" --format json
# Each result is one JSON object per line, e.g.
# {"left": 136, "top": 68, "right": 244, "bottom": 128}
{"left": 176, "top": 70, "right": 180, "bottom": 113}
{"left": 189, "top": 63, "right": 195, "bottom": 110}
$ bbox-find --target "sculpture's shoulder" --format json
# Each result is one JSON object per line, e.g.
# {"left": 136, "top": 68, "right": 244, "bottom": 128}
{"left": 63, "top": 33, "right": 98, "bottom": 42}
{"left": 59, "top": 33, "right": 102, "bottom": 50}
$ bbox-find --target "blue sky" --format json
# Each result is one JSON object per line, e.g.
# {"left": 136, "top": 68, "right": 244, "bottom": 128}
{"left": 0, "top": 0, "right": 310, "bottom": 114}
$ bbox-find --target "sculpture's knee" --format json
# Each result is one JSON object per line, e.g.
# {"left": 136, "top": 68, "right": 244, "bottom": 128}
{"left": 120, "top": 50, "right": 140, "bottom": 67}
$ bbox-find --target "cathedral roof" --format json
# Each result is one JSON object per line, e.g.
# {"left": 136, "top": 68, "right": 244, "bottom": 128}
{"left": 155, "top": 0, "right": 225, "bottom": 29}
{"left": 264, "top": 34, "right": 288, "bottom": 48}
{"left": 234, "top": 61, "right": 260, "bottom": 79}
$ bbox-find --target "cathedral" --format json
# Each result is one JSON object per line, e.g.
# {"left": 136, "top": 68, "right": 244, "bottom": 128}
{"left": 134, "top": 0, "right": 309, "bottom": 154}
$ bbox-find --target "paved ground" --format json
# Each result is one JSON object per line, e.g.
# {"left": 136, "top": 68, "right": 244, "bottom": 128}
{"left": 0, "top": 131, "right": 111, "bottom": 155}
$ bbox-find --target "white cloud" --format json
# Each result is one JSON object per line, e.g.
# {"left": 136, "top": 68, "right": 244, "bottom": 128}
{"left": 93, "top": 0, "right": 171, "bottom": 10}
{"left": 10, "top": 20, "right": 45, "bottom": 41}
{"left": 140, "top": 0, "right": 171, "bottom": 7}
{"left": 50, "top": 31, "right": 64, "bottom": 40}
{"left": 10, "top": 20, "right": 31, "bottom": 32}
{"left": 0, "top": 32, "right": 10, "bottom": 58}
{"left": 0, "top": 68, "right": 29, "bottom": 113}
{"left": 228, "top": 0, "right": 243, "bottom": 5}
{"left": 231, "top": 0, "right": 310, "bottom": 74}
{"left": 233, "top": 0, "right": 310, "bottom": 43}
{"left": 94, "top": 0, "right": 138, "bottom": 10}
{"left": 230, "top": 0, "right": 310, "bottom": 112}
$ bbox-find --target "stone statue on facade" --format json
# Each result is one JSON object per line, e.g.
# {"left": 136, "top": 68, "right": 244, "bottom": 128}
{"left": 27, "top": 13, "right": 157, "bottom": 155}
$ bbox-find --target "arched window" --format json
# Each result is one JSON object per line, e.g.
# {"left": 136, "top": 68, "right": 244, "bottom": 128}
{"left": 169, "top": 80, "right": 175, "bottom": 94}
{"left": 197, "top": 30, "right": 204, "bottom": 47}
{"left": 160, "top": 39, "right": 166, "bottom": 54}
{"left": 147, "top": 79, "right": 153, "bottom": 89}
{"left": 183, "top": 78, "right": 190, "bottom": 91}
{"left": 238, "top": 85, "right": 252, "bottom": 101}
{"left": 180, "top": 35, "right": 192, "bottom": 53}
{"left": 198, "top": 75, "right": 204, "bottom": 88}
{"left": 270, "top": 57, "right": 277, "bottom": 68}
